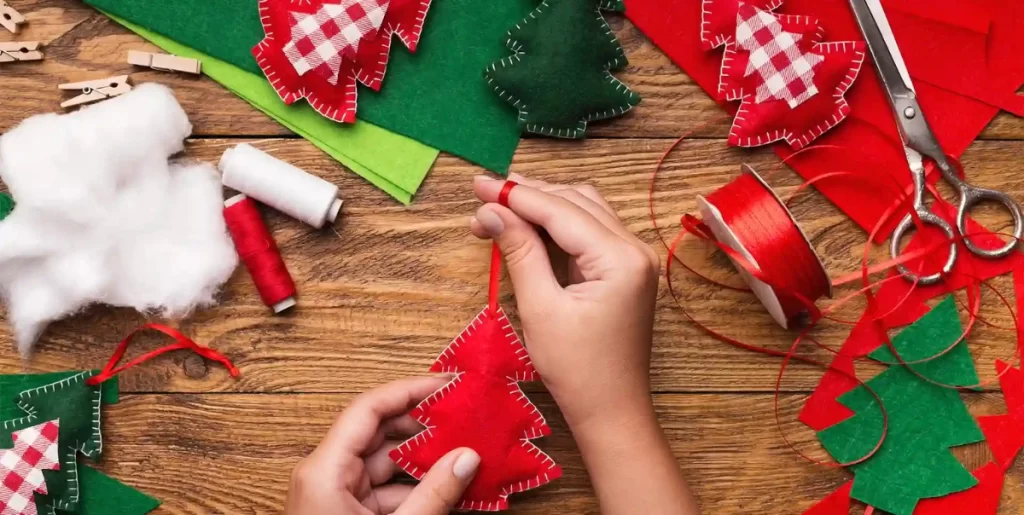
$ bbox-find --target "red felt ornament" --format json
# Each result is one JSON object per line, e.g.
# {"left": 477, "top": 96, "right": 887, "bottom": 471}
{"left": 801, "top": 481, "right": 852, "bottom": 515}
{"left": 253, "top": 0, "right": 432, "bottom": 122}
{"left": 0, "top": 420, "right": 60, "bottom": 515}
{"left": 977, "top": 360, "right": 1024, "bottom": 471}
{"left": 391, "top": 182, "right": 562, "bottom": 511}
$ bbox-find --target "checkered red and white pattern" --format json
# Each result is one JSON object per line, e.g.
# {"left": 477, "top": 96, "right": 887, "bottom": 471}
{"left": 283, "top": 0, "right": 390, "bottom": 85}
{"left": 736, "top": 4, "right": 822, "bottom": 108}
{"left": 0, "top": 420, "right": 60, "bottom": 515}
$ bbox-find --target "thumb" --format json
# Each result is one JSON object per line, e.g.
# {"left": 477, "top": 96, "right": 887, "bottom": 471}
{"left": 473, "top": 203, "right": 561, "bottom": 302}
{"left": 394, "top": 448, "right": 481, "bottom": 515}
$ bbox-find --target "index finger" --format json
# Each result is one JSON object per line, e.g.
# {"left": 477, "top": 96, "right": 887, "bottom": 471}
{"left": 474, "top": 177, "right": 622, "bottom": 257}
{"left": 316, "top": 376, "right": 451, "bottom": 456}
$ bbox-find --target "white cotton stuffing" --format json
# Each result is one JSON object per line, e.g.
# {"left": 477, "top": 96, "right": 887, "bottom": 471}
{"left": 0, "top": 83, "right": 238, "bottom": 355}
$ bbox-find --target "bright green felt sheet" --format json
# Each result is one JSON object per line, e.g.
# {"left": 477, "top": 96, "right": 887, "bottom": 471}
{"left": 817, "top": 297, "right": 984, "bottom": 515}
{"left": 87, "top": 0, "right": 529, "bottom": 174}
{"left": 106, "top": 13, "right": 438, "bottom": 205}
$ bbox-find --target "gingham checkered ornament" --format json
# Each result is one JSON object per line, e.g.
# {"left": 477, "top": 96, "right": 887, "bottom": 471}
{"left": 254, "top": 0, "right": 433, "bottom": 122}
{"left": 701, "top": 0, "right": 866, "bottom": 149}
{"left": 0, "top": 420, "right": 60, "bottom": 515}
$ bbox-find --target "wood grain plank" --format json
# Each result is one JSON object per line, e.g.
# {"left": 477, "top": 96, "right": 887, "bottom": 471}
{"left": 97, "top": 392, "right": 1020, "bottom": 514}
{"left": 2, "top": 137, "right": 1021, "bottom": 394}
{"left": 1, "top": 0, "right": 1022, "bottom": 140}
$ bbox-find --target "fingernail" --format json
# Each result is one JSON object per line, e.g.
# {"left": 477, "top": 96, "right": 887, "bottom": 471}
{"left": 453, "top": 449, "right": 481, "bottom": 480}
{"left": 475, "top": 208, "right": 504, "bottom": 236}
{"left": 474, "top": 175, "right": 497, "bottom": 183}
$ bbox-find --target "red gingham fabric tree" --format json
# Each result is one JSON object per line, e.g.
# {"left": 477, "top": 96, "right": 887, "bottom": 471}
{"left": 254, "top": 0, "right": 432, "bottom": 122}
{"left": 0, "top": 420, "right": 60, "bottom": 515}
{"left": 702, "top": 0, "right": 866, "bottom": 149}
{"left": 391, "top": 238, "right": 562, "bottom": 511}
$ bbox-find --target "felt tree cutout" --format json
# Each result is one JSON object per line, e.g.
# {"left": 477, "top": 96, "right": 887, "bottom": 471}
{"left": 699, "top": 0, "right": 865, "bottom": 149}
{"left": 977, "top": 360, "right": 1024, "bottom": 471}
{"left": 254, "top": 0, "right": 433, "bottom": 122}
{"left": 484, "top": 0, "right": 640, "bottom": 139}
{"left": 0, "top": 372, "right": 105, "bottom": 513}
{"left": 817, "top": 297, "right": 984, "bottom": 515}
{"left": 390, "top": 304, "right": 562, "bottom": 510}
{"left": 913, "top": 462, "right": 1004, "bottom": 514}
{"left": 0, "top": 420, "right": 60, "bottom": 515}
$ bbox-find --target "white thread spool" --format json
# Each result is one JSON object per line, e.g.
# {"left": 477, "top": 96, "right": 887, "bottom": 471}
{"left": 219, "top": 144, "right": 343, "bottom": 228}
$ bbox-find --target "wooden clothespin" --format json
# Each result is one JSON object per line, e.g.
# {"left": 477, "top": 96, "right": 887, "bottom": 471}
{"left": 58, "top": 75, "right": 132, "bottom": 109}
{"left": 127, "top": 50, "right": 201, "bottom": 75}
{"left": 0, "top": 41, "right": 41, "bottom": 63}
{"left": 0, "top": 0, "right": 25, "bottom": 33}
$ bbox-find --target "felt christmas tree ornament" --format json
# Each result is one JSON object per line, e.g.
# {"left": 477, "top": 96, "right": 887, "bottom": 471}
{"left": 484, "top": 0, "right": 640, "bottom": 138}
{"left": 0, "top": 373, "right": 158, "bottom": 515}
{"left": 253, "top": 0, "right": 433, "bottom": 122}
{"left": 816, "top": 297, "right": 984, "bottom": 515}
{"left": 391, "top": 183, "right": 561, "bottom": 511}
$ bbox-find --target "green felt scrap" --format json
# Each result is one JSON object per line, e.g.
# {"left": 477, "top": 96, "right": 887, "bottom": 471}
{"left": 817, "top": 297, "right": 983, "bottom": 515}
{"left": 0, "top": 193, "right": 13, "bottom": 220}
{"left": 85, "top": 0, "right": 529, "bottom": 174}
{"left": 106, "top": 13, "right": 438, "bottom": 205}
{"left": 1, "top": 372, "right": 106, "bottom": 512}
{"left": 75, "top": 465, "right": 161, "bottom": 515}
{"left": 484, "top": 0, "right": 640, "bottom": 138}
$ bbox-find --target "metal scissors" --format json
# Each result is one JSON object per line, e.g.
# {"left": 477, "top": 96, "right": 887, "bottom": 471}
{"left": 849, "top": 0, "right": 1024, "bottom": 285}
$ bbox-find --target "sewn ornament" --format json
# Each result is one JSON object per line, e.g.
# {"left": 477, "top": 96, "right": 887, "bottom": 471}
{"left": 484, "top": 0, "right": 640, "bottom": 138}
{"left": 254, "top": 0, "right": 432, "bottom": 122}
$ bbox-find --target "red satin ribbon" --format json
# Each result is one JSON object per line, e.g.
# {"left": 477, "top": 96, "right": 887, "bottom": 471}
{"left": 86, "top": 323, "right": 241, "bottom": 386}
{"left": 488, "top": 181, "right": 517, "bottom": 314}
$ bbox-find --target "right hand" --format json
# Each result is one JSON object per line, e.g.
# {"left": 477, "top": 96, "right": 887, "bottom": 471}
{"left": 470, "top": 174, "right": 661, "bottom": 428}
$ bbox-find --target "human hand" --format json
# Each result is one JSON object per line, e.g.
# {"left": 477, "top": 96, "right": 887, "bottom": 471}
{"left": 285, "top": 377, "right": 481, "bottom": 515}
{"left": 470, "top": 174, "right": 660, "bottom": 429}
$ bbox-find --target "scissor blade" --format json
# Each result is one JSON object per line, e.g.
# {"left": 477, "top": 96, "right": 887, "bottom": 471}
{"left": 849, "top": 0, "right": 915, "bottom": 97}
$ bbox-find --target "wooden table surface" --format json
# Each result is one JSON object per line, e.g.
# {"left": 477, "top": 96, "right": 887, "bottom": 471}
{"left": 4, "top": 1, "right": 1024, "bottom": 513}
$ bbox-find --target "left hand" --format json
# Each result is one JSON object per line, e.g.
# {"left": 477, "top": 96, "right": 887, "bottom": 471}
{"left": 285, "top": 376, "right": 481, "bottom": 515}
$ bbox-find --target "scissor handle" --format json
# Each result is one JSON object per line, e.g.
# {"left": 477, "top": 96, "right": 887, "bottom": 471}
{"left": 956, "top": 183, "right": 1023, "bottom": 258}
{"left": 891, "top": 209, "right": 957, "bottom": 286}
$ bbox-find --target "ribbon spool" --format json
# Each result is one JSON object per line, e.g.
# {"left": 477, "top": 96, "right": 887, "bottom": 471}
{"left": 219, "top": 143, "right": 343, "bottom": 229}
{"left": 696, "top": 165, "right": 832, "bottom": 329}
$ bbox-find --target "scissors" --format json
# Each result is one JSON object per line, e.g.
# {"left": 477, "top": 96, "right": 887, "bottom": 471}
{"left": 849, "top": 0, "right": 1024, "bottom": 285}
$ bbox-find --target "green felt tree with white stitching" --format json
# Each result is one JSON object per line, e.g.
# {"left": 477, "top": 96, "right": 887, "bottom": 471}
{"left": 816, "top": 297, "right": 984, "bottom": 515}
{"left": 484, "top": 0, "right": 640, "bottom": 138}
{"left": 1, "top": 371, "right": 105, "bottom": 514}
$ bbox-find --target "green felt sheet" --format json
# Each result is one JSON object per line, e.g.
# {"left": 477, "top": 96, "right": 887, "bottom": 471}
{"left": 485, "top": 0, "right": 640, "bottom": 138}
{"left": 105, "top": 13, "right": 437, "bottom": 205}
{"left": 817, "top": 297, "right": 983, "bottom": 515}
{"left": 86, "top": 0, "right": 529, "bottom": 174}
{"left": 0, "top": 372, "right": 158, "bottom": 515}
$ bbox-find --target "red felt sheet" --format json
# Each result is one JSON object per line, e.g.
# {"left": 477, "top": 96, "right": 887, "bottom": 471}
{"left": 624, "top": 0, "right": 1024, "bottom": 238}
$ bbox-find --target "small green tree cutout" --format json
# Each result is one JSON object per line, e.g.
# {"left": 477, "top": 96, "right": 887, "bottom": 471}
{"left": 817, "top": 297, "right": 984, "bottom": 515}
{"left": 484, "top": 0, "right": 640, "bottom": 138}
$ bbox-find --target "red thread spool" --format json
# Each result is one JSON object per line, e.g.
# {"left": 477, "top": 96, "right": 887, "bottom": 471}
{"left": 697, "top": 165, "right": 831, "bottom": 328}
{"left": 224, "top": 194, "right": 297, "bottom": 313}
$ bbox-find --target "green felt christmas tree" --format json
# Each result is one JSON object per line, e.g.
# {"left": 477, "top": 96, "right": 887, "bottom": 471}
{"left": 817, "top": 297, "right": 984, "bottom": 515}
{"left": 484, "top": 0, "right": 640, "bottom": 138}
{"left": 0, "top": 371, "right": 158, "bottom": 514}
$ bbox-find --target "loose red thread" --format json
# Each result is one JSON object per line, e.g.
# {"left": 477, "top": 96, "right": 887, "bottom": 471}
{"left": 86, "top": 323, "right": 240, "bottom": 386}
{"left": 224, "top": 195, "right": 297, "bottom": 312}
{"left": 490, "top": 181, "right": 517, "bottom": 314}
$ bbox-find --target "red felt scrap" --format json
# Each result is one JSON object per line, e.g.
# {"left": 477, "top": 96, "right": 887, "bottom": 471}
{"left": 253, "top": 0, "right": 431, "bottom": 122}
{"left": 977, "top": 360, "right": 1024, "bottom": 471}
{"left": 802, "top": 481, "right": 852, "bottom": 515}
{"left": 623, "top": 0, "right": 1024, "bottom": 236}
{"left": 914, "top": 462, "right": 1004, "bottom": 514}
{"left": 798, "top": 354, "right": 857, "bottom": 431}
{"left": 390, "top": 307, "right": 562, "bottom": 511}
